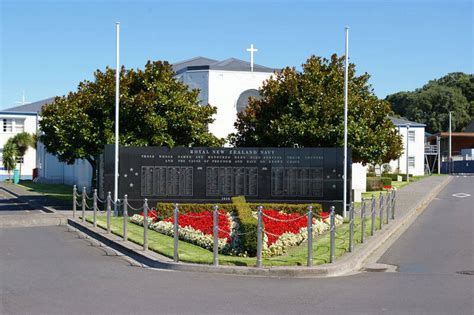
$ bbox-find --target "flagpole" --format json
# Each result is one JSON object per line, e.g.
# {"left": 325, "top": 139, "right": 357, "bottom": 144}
{"left": 114, "top": 22, "right": 120, "bottom": 215}
{"left": 343, "top": 27, "right": 349, "bottom": 218}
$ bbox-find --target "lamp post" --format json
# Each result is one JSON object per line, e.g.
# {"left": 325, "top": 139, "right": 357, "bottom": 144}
{"left": 406, "top": 124, "right": 410, "bottom": 182}
{"left": 449, "top": 111, "right": 452, "bottom": 174}
{"left": 114, "top": 22, "right": 120, "bottom": 215}
{"left": 343, "top": 26, "right": 349, "bottom": 218}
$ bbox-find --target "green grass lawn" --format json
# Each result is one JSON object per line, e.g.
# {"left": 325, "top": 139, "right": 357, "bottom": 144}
{"left": 18, "top": 180, "right": 73, "bottom": 202}
{"left": 85, "top": 215, "right": 381, "bottom": 267}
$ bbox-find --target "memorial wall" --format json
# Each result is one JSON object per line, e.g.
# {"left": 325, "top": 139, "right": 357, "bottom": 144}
{"left": 102, "top": 145, "right": 351, "bottom": 211}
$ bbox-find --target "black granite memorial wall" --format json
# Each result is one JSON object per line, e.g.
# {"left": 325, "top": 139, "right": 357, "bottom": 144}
{"left": 102, "top": 145, "right": 351, "bottom": 212}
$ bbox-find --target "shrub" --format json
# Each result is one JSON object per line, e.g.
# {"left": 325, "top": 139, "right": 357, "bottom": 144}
{"left": 385, "top": 173, "right": 413, "bottom": 181}
{"left": 366, "top": 177, "right": 383, "bottom": 191}
{"left": 381, "top": 177, "right": 392, "bottom": 186}
{"left": 154, "top": 203, "right": 235, "bottom": 220}
{"left": 248, "top": 203, "right": 322, "bottom": 215}
{"left": 232, "top": 196, "right": 258, "bottom": 257}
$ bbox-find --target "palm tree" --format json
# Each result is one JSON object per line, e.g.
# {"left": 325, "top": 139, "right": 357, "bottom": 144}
{"left": 2, "top": 138, "right": 18, "bottom": 182}
{"left": 11, "top": 132, "right": 34, "bottom": 180}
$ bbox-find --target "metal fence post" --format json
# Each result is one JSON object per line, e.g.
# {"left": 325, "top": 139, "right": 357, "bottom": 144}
{"left": 385, "top": 191, "right": 390, "bottom": 225}
{"left": 93, "top": 189, "right": 98, "bottom": 227}
{"left": 143, "top": 199, "right": 148, "bottom": 251}
{"left": 213, "top": 205, "right": 219, "bottom": 266}
{"left": 106, "top": 192, "right": 111, "bottom": 233}
{"left": 256, "top": 205, "right": 263, "bottom": 268}
{"left": 307, "top": 205, "right": 313, "bottom": 267}
{"left": 123, "top": 195, "right": 128, "bottom": 241}
{"left": 392, "top": 189, "right": 396, "bottom": 220}
{"left": 379, "top": 192, "right": 384, "bottom": 230}
{"left": 349, "top": 202, "right": 354, "bottom": 252}
{"left": 173, "top": 203, "right": 179, "bottom": 262}
{"left": 329, "top": 206, "right": 336, "bottom": 263}
{"left": 72, "top": 185, "right": 77, "bottom": 218}
{"left": 82, "top": 187, "right": 86, "bottom": 223}
{"left": 371, "top": 194, "right": 376, "bottom": 236}
{"left": 360, "top": 198, "right": 366, "bottom": 243}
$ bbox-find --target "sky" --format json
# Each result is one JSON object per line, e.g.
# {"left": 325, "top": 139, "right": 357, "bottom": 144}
{"left": 0, "top": 0, "right": 472, "bottom": 109}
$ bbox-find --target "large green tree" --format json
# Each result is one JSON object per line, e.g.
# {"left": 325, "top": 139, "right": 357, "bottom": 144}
{"left": 386, "top": 72, "right": 473, "bottom": 133}
{"left": 40, "top": 60, "right": 223, "bottom": 188}
{"left": 230, "top": 54, "right": 403, "bottom": 165}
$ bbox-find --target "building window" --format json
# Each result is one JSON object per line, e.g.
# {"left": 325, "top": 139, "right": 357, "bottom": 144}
{"left": 2, "top": 119, "right": 12, "bottom": 133}
{"left": 408, "top": 156, "right": 415, "bottom": 168}
{"left": 15, "top": 119, "right": 25, "bottom": 132}
{"left": 408, "top": 130, "right": 415, "bottom": 142}
{"left": 236, "top": 89, "right": 262, "bottom": 113}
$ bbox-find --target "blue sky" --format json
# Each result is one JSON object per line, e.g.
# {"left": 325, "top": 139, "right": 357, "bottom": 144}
{"left": 0, "top": 0, "right": 472, "bottom": 109}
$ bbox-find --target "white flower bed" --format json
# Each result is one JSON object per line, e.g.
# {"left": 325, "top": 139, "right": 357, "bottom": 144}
{"left": 130, "top": 212, "right": 234, "bottom": 253}
{"left": 130, "top": 212, "right": 345, "bottom": 258}
{"left": 262, "top": 215, "right": 344, "bottom": 257}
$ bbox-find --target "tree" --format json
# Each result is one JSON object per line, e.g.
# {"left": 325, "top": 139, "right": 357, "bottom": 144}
{"left": 230, "top": 54, "right": 403, "bottom": 165}
{"left": 2, "top": 138, "right": 18, "bottom": 181}
{"left": 39, "top": 60, "right": 223, "bottom": 188}
{"left": 11, "top": 132, "right": 35, "bottom": 179}
{"left": 386, "top": 72, "right": 473, "bottom": 133}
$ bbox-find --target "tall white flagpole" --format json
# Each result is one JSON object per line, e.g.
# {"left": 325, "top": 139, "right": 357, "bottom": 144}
{"left": 114, "top": 22, "right": 120, "bottom": 215}
{"left": 343, "top": 27, "right": 349, "bottom": 218}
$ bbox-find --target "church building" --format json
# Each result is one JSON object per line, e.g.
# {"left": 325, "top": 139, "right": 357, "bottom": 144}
{"left": 173, "top": 56, "right": 277, "bottom": 139}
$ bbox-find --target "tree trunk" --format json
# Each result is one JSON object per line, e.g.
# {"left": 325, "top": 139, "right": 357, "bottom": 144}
{"left": 86, "top": 156, "right": 97, "bottom": 191}
{"left": 18, "top": 157, "right": 22, "bottom": 182}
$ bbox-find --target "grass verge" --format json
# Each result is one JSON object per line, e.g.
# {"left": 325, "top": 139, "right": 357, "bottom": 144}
{"left": 85, "top": 215, "right": 381, "bottom": 267}
{"left": 17, "top": 180, "right": 73, "bottom": 202}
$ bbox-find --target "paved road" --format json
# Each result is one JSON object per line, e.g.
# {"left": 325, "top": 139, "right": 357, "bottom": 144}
{"left": 1, "top": 177, "right": 473, "bottom": 315}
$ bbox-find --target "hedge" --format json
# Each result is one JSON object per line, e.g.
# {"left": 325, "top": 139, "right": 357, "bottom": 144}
{"left": 366, "top": 177, "right": 392, "bottom": 191}
{"left": 153, "top": 203, "right": 235, "bottom": 220}
{"left": 232, "top": 196, "right": 258, "bottom": 257}
{"left": 248, "top": 203, "right": 322, "bottom": 215}
{"left": 386, "top": 173, "right": 413, "bottom": 181}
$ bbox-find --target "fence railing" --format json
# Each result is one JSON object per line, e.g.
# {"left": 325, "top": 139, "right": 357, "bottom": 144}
{"left": 72, "top": 185, "right": 397, "bottom": 267}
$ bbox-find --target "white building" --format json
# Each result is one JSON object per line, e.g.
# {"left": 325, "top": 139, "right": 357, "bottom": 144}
{"left": 0, "top": 100, "right": 47, "bottom": 180}
{"left": 173, "top": 56, "right": 276, "bottom": 139}
{"left": 388, "top": 117, "right": 426, "bottom": 176}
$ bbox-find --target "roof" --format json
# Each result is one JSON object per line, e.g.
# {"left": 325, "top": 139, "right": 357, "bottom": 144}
{"left": 173, "top": 56, "right": 278, "bottom": 74}
{"left": 427, "top": 132, "right": 474, "bottom": 142}
{"left": 1, "top": 97, "right": 56, "bottom": 114}
{"left": 389, "top": 116, "right": 426, "bottom": 127}
{"left": 464, "top": 120, "right": 474, "bottom": 132}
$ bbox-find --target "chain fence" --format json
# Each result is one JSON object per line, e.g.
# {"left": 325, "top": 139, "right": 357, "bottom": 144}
{"left": 72, "top": 185, "right": 397, "bottom": 268}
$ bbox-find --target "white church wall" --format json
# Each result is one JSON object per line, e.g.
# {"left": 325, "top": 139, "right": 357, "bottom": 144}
{"left": 175, "top": 71, "right": 209, "bottom": 104}
{"left": 207, "top": 70, "right": 273, "bottom": 139}
{"left": 37, "top": 141, "right": 92, "bottom": 189}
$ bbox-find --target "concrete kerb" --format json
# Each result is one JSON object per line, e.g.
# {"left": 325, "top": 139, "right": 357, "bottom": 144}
{"left": 65, "top": 176, "right": 451, "bottom": 278}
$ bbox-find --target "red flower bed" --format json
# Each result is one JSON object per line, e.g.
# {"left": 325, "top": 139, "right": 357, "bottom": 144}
{"left": 139, "top": 209, "right": 158, "bottom": 222}
{"left": 163, "top": 210, "right": 232, "bottom": 241}
{"left": 262, "top": 209, "right": 308, "bottom": 246}
{"left": 383, "top": 185, "right": 393, "bottom": 190}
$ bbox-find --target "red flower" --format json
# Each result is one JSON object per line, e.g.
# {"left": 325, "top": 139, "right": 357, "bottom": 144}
{"left": 383, "top": 185, "right": 393, "bottom": 191}
{"left": 262, "top": 209, "right": 309, "bottom": 246}
{"left": 163, "top": 210, "right": 232, "bottom": 242}
{"left": 139, "top": 209, "right": 158, "bottom": 222}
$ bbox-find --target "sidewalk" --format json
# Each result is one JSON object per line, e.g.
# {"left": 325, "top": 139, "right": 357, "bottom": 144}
{"left": 0, "top": 182, "right": 72, "bottom": 213}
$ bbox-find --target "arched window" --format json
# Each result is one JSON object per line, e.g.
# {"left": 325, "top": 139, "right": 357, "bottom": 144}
{"left": 236, "top": 89, "right": 261, "bottom": 113}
